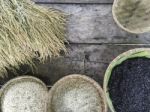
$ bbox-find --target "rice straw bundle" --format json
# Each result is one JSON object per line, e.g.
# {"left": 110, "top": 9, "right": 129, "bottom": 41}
{"left": 0, "top": 0, "right": 67, "bottom": 77}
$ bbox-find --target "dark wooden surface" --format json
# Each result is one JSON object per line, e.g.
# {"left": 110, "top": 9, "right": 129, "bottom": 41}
{"left": 33, "top": 1, "right": 150, "bottom": 85}
{"left": 36, "top": 44, "right": 150, "bottom": 85}
{"left": 2, "top": 1, "right": 149, "bottom": 111}
{"left": 34, "top": 0, "right": 113, "bottom": 4}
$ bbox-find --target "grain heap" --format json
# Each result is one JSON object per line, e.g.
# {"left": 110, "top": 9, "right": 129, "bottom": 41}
{"left": 109, "top": 58, "right": 150, "bottom": 112}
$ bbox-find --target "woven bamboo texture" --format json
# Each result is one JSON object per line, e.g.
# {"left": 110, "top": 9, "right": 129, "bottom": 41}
{"left": 113, "top": 0, "right": 150, "bottom": 33}
{"left": 48, "top": 74, "right": 107, "bottom": 112}
{"left": 103, "top": 48, "right": 150, "bottom": 112}
{"left": 0, "top": 75, "right": 106, "bottom": 112}
{"left": 0, "top": 76, "right": 48, "bottom": 112}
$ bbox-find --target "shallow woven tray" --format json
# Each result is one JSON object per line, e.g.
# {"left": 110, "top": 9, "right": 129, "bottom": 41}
{"left": 48, "top": 74, "right": 107, "bottom": 112}
{"left": 104, "top": 48, "right": 150, "bottom": 112}
{"left": 0, "top": 76, "right": 48, "bottom": 112}
{"left": 112, "top": 0, "right": 150, "bottom": 33}
{"left": 0, "top": 75, "right": 106, "bottom": 112}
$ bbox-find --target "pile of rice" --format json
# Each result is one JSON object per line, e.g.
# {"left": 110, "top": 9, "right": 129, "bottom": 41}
{"left": 49, "top": 75, "right": 105, "bottom": 112}
{"left": 1, "top": 77, "right": 48, "bottom": 112}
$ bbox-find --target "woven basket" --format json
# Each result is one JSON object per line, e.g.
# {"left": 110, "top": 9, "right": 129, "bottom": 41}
{"left": 48, "top": 74, "right": 107, "bottom": 112}
{"left": 103, "top": 48, "right": 150, "bottom": 112}
{"left": 0, "top": 75, "right": 107, "bottom": 112}
{"left": 0, "top": 76, "right": 48, "bottom": 112}
{"left": 112, "top": 0, "right": 150, "bottom": 33}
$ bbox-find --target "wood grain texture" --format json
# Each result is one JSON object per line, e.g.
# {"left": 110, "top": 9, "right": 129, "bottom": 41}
{"left": 1, "top": 2, "right": 148, "bottom": 111}
{"left": 36, "top": 44, "right": 150, "bottom": 85}
{"left": 0, "top": 3, "right": 148, "bottom": 86}
{"left": 33, "top": 0, "right": 113, "bottom": 4}
{"left": 41, "top": 4, "right": 150, "bottom": 44}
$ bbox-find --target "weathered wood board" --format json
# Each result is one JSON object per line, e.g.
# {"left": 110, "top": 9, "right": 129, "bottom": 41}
{"left": 1, "top": 1, "right": 150, "bottom": 111}
{"left": 39, "top": 4, "right": 150, "bottom": 44}
{"left": 3, "top": 44, "right": 147, "bottom": 87}
{"left": 34, "top": 0, "right": 113, "bottom": 4}
{"left": 14, "top": 0, "right": 150, "bottom": 90}
{"left": 36, "top": 44, "right": 150, "bottom": 86}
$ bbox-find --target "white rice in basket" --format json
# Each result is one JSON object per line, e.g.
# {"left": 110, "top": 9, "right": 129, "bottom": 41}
{"left": 1, "top": 76, "right": 48, "bottom": 112}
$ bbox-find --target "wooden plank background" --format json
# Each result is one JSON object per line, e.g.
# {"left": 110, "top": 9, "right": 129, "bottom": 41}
{"left": 31, "top": 0, "right": 150, "bottom": 85}
{"left": 2, "top": 1, "right": 150, "bottom": 111}
{"left": 34, "top": 0, "right": 113, "bottom": 4}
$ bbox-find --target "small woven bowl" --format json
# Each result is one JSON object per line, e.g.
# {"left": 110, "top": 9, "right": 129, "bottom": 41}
{"left": 112, "top": 0, "right": 150, "bottom": 33}
{"left": 48, "top": 74, "right": 107, "bottom": 112}
{"left": 0, "top": 76, "right": 48, "bottom": 112}
{"left": 104, "top": 48, "right": 150, "bottom": 112}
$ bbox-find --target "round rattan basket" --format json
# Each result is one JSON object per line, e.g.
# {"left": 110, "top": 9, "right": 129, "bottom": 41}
{"left": 103, "top": 48, "right": 150, "bottom": 112}
{"left": 48, "top": 74, "right": 107, "bottom": 112}
{"left": 0, "top": 76, "right": 48, "bottom": 112}
{"left": 112, "top": 0, "right": 150, "bottom": 34}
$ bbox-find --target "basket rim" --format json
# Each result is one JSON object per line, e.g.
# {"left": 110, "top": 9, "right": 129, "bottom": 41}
{"left": 0, "top": 76, "right": 48, "bottom": 111}
{"left": 48, "top": 74, "right": 107, "bottom": 112}
{"left": 112, "top": 0, "right": 150, "bottom": 34}
{"left": 103, "top": 48, "right": 150, "bottom": 112}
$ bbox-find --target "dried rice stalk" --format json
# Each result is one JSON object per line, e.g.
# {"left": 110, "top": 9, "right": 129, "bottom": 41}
{"left": 0, "top": 0, "right": 67, "bottom": 77}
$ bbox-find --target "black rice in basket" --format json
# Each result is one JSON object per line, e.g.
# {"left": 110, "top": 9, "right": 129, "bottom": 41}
{"left": 108, "top": 58, "right": 150, "bottom": 112}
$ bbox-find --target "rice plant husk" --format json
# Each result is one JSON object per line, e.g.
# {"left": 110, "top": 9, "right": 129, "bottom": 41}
{"left": 48, "top": 74, "right": 107, "bottom": 112}
{"left": 103, "top": 48, "right": 150, "bottom": 112}
{"left": 0, "top": 0, "right": 67, "bottom": 77}
{"left": 112, "top": 0, "right": 150, "bottom": 33}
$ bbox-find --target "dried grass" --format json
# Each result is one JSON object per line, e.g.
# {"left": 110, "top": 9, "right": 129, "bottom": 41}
{"left": 0, "top": 0, "right": 67, "bottom": 77}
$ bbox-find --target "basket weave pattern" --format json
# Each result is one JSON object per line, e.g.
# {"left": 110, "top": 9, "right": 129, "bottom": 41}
{"left": 104, "top": 48, "right": 150, "bottom": 112}
{"left": 0, "top": 75, "right": 107, "bottom": 112}
{"left": 49, "top": 75, "right": 107, "bottom": 112}
{"left": 113, "top": 0, "right": 150, "bottom": 33}
{"left": 0, "top": 76, "right": 48, "bottom": 112}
